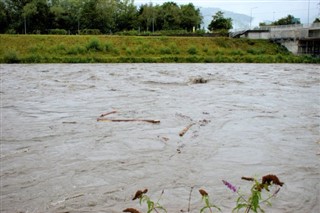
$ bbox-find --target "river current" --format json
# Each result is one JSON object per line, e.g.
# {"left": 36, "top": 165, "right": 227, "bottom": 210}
{"left": 1, "top": 63, "right": 319, "bottom": 212}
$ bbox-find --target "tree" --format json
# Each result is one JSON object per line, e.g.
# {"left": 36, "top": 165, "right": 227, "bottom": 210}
{"left": 180, "top": 3, "right": 202, "bottom": 31}
{"left": 137, "top": 3, "right": 156, "bottom": 31}
{"left": 160, "top": 2, "right": 181, "bottom": 30}
{"left": 114, "top": 0, "right": 138, "bottom": 32}
{"left": 3, "top": 0, "right": 31, "bottom": 33}
{"left": 0, "top": 0, "right": 9, "bottom": 33}
{"left": 272, "top": 14, "right": 300, "bottom": 25}
{"left": 22, "top": 0, "right": 51, "bottom": 33}
{"left": 313, "top": 18, "right": 320, "bottom": 23}
{"left": 208, "top": 11, "right": 232, "bottom": 32}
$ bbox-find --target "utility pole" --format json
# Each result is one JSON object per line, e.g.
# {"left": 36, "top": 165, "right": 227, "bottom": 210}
{"left": 24, "top": 15, "right": 27, "bottom": 34}
{"left": 250, "top": 7, "right": 257, "bottom": 29}
{"left": 308, "top": 0, "right": 310, "bottom": 25}
{"left": 273, "top": 11, "right": 275, "bottom": 22}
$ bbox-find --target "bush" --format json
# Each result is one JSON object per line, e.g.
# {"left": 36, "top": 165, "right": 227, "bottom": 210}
{"left": 160, "top": 47, "right": 172, "bottom": 54}
{"left": 116, "top": 30, "right": 140, "bottom": 36}
{"left": 105, "top": 41, "right": 119, "bottom": 55}
{"left": 49, "top": 29, "right": 67, "bottom": 35}
{"left": 187, "top": 46, "right": 198, "bottom": 55}
{"left": 3, "top": 50, "right": 20, "bottom": 63}
{"left": 247, "top": 48, "right": 266, "bottom": 55}
{"left": 86, "top": 38, "right": 103, "bottom": 51}
{"left": 24, "top": 53, "right": 42, "bottom": 63}
{"left": 80, "top": 29, "right": 101, "bottom": 35}
{"left": 67, "top": 45, "right": 86, "bottom": 55}
{"left": 5, "top": 29, "right": 16, "bottom": 34}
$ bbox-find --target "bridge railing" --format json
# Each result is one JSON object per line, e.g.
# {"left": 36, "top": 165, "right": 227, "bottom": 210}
{"left": 231, "top": 23, "right": 320, "bottom": 39}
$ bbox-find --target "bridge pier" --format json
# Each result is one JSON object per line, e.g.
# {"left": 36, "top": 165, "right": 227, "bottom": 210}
{"left": 273, "top": 39, "right": 299, "bottom": 55}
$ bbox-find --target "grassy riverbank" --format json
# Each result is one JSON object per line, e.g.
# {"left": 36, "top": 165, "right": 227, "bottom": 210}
{"left": 1, "top": 34, "right": 318, "bottom": 63}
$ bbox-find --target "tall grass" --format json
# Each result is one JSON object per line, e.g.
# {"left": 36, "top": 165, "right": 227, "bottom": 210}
{"left": 0, "top": 35, "right": 319, "bottom": 63}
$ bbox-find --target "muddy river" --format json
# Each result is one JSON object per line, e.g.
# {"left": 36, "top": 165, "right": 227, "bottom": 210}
{"left": 1, "top": 64, "right": 319, "bottom": 213}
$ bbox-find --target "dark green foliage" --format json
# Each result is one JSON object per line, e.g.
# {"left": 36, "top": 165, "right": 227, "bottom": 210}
{"left": 1, "top": 0, "right": 203, "bottom": 34}
{"left": 187, "top": 46, "right": 198, "bottom": 55}
{"left": 80, "top": 29, "right": 101, "bottom": 35}
{"left": 49, "top": 29, "right": 67, "bottom": 35}
{"left": 208, "top": 11, "right": 232, "bottom": 32}
{"left": 273, "top": 15, "right": 301, "bottom": 25}
{"left": 86, "top": 38, "right": 103, "bottom": 51}
{"left": 260, "top": 14, "right": 301, "bottom": 27}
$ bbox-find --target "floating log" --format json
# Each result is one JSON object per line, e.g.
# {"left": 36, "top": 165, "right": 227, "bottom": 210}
{"left": 97, "top": 118, "right": 160, "bottom": 124}
{"left": 179, "top": 123, "right": 195, "bottom": 137}
{"left": 97, "top": 111, "right": 160, "bottom": 124}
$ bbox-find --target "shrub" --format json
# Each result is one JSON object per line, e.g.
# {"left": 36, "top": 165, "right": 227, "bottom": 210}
{"left": 187, "top": 46, "right": 198, "bottom": 55}
{"left": 169, "top": 43, "right": 180, "bottom": 54}
{"left": 86, "top": 38, "right": 103, "bottom": 51}
{"left": 3, "top": 50, "right": 20, "bottom": 63}
{"left": 186, "top": 56, "right": 200, "bottom": 62}
{"left": 230, "top": 50, "right": 244, "bottom": 56}
{"left": 24, "top": 53, "right": 42, "bottom": 63}
{"left": 160, "top": 47, "right": 172, "bottom": 54}
{"left": 48, "top": 29, "right": 67, "bottom": 35}
{"left": 204, "top": 57, "right": 214, "bottom": 63}
{"left": 5, "top": 29, "right": 16, "bottom": 34}
{"left": 105, "top": 42, "right": 114, "bottom": 52}
{"left": 67, "top": 45, "right": 86, "bottom": 55}
{"left": 80, "top": 29, "right": 101, "bottom": 35}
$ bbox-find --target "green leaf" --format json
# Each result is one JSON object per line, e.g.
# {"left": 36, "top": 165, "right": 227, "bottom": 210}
{"left": 232, "top": 203, "right": 248, "bottom": 212}
{"left": 147, "top": 200, "right": 154, "bottom": 211}
{"left": 156, "top": 206, "right": 167, "bottom": 213}
{"left": 209, "top": 204, "right": 222, "bottom": 212}
{"left": 200, "top": 206, "right": 208, "bottom": 213}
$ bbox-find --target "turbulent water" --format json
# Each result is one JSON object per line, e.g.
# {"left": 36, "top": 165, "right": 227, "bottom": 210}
{"left": 1, "top": 63, "right": 319, "bottom": 213}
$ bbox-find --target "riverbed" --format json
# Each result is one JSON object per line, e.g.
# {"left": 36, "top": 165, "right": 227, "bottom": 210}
{"left": 1, "top": 63, "right": 319, "bottom": 213}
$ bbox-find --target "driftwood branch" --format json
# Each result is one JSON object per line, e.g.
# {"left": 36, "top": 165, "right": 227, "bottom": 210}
{"left": 179, "top": 123, "right": 195, "bottom": 137}
{"left": 100, "top": 110, "right": 117, "bottom": 117}
{"left": 97, "top": 118, "right": 160, "bottom": 124}
{"left": 97, "top": 111, "right": 160, "bottom": 124}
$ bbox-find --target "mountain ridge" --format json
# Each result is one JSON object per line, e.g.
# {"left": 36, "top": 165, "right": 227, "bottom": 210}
{"left": 199, "top": 7, "right": 252, "bottom": 31}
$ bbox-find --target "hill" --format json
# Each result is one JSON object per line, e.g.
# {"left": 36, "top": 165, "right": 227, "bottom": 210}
{"left": 200, "top": 7, "right": 251, "bottom": 31}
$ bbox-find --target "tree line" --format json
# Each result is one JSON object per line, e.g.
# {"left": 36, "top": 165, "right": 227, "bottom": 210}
{"left": 0, "top": 0, "right": 204, "bottom": 34}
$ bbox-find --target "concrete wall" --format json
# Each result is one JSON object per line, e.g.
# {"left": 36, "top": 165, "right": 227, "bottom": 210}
{"left": 270, "top": 28, "right": 309, "bottom": 39}
{"left": 280, "top": 40, "right": 299, "bottom": 54}
{"left": 245, "top": 31, "right": 270, "bottom": 39}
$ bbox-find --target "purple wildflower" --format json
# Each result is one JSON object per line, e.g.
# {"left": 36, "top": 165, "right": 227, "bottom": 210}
{"left": 222, "top": 180, "right": 237, "bottom": 192}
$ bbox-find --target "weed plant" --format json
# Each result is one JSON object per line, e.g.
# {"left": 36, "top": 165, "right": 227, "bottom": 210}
{"left": 124, "top": 174, "right": 284, "bottom": 213}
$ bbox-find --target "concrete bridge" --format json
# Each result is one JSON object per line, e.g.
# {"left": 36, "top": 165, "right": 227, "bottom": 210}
{"left": 231, "top": 23, "right": 320, "bottom": 56}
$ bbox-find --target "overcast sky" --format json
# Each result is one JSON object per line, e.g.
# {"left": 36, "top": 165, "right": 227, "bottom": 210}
{"left": 134, "top": 0, "right": 320, "bottom": 26}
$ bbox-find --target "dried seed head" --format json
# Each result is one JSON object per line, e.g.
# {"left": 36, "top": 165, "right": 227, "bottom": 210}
{"left": 132, "top": 189, "right": 148, "bottom": 200}
{"left": 262, "top": 174, "right": 284, "bottom": 187}
{"left": 123, "top": 208, "right": 141, "bottom": 213}
{"left": 199, "top": 189, "right": 208, "bottom": 196}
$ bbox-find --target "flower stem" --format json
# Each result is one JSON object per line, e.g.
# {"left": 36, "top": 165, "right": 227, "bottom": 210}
{"left": 245, "top": 205, "right": 252, "bottom": 213}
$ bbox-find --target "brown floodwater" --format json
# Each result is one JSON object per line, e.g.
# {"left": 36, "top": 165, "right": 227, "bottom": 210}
{"left": 1, "top": 63, "right": 319, "bottom": 213}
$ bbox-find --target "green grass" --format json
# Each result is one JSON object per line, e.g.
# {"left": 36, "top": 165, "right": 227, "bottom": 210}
{"left": 0, "top": 34, "right": 319, "bottom": 63}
